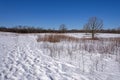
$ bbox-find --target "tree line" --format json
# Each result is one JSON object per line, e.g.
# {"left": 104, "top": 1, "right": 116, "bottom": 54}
{"left": 0, "top": 17, "right": 120, "bottom": 35}
{"left": 0, "top": 26, "right": 85, "bottom": 33}
{"left": 0, "top": 25, "right": 119, "bottom": 33}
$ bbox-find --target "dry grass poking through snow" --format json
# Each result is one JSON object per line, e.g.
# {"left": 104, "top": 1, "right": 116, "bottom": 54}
{"left": 37, "top": 34, "right": 120, "bottom": 57}
{"left": 37, "top": 34, "right": 79, "bottom": 43}
{"left": 37, "top": 34, "right": 120, "bottom": 42}
{"left": 37, "top": 34, "right": 120, "bottom": 73}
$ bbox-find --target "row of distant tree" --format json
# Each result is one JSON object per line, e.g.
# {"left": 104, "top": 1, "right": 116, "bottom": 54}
{"left": 0, "top": 17, "right": 120, "bottom": 37}
{"left": 0, "top": 25, "right": 119, "bottom": 33}
{"left": 0, "top": 26, "right": 81, "bottom": 33}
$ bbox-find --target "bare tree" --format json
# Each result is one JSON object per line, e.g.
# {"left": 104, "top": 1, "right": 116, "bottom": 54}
{"left": 85, "top": 17, "right": 103, "bottom": 39}
{"left": 59, "top": 24, "right": 67, "bottom": 33}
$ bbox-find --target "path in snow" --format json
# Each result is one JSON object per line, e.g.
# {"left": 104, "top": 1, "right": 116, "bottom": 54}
{"left": 0, "top": 34, "right": 89, "bottom": 80}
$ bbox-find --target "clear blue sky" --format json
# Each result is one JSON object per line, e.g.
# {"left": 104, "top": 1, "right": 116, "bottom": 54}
{"left": 0, "top": 0, "right": 120, "bottom": 29}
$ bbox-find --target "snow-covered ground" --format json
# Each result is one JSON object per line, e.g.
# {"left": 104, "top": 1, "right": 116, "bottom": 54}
{"left": 66, "top": 33, "right": 120, "bottom": 38}
{"left": 0, "top": 32, "right": 120, "bottom": 80}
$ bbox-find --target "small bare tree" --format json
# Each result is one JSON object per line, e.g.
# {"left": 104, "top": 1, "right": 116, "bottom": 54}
{"left": 85, "top": 17, "right": 103, "bottom": 39}
{"left": 59, "top": 24, "right": 67, "bottom": 33}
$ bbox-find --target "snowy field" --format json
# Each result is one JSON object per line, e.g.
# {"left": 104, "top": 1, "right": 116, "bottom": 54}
{"left": 0, "top": 32, "right": 120, "bottom": 80}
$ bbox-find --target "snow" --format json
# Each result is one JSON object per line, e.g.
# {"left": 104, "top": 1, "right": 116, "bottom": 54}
{"left": 65, "top": 33, "right": 120, "bottom": 38}
{"left": 0, "top": 32, "right": 120, "bottom": 80}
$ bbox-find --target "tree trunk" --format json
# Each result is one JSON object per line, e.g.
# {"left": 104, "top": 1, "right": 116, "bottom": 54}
{"left": 92, "top": 30, "right": 94, "bottom": 39}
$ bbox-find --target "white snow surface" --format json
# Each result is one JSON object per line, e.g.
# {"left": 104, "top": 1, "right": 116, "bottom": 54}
{"left": 0, "top": 32, "right": 120, "bottom": 80}
{"left": 65, "top": 33, "right": 120, "bottom": 38}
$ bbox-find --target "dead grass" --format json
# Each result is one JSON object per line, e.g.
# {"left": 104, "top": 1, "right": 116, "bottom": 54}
{"left": 37, "top": 34, "right": 120, "bottom": 43}
{"left": 80, "top": 37, "right": 99, "bottom": 40}
{"left": 99, "top": 37, "right": 120, "bottom": 41}
{"left": 37, "top": 34, "right": 79, "bottom": 43}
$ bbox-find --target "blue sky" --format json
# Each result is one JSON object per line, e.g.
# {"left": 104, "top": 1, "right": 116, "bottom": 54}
{"left": 0, "top": 0, "right": 120, "bottom": 29}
